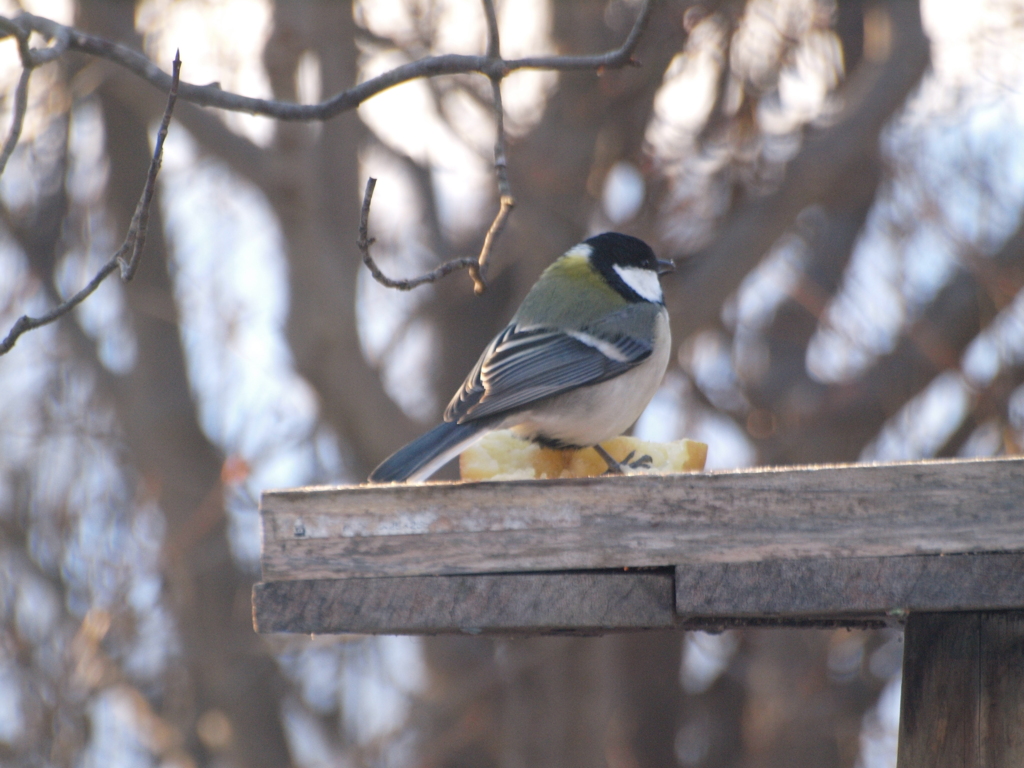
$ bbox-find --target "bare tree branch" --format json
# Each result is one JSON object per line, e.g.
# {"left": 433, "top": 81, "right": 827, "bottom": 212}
{"left": 0, "top": 1, "right": 652, "bottom": 306}
{"left": 0, "top": 52, "right": 182, "bottom": 355}
{"left": 468, "top": 0, "right": 515, "bottom": 294}
{"left": 0, "top": 18, "right": 35, "bottom": 178}
{"left": 482, "top": 0, "right": 501, "bottom": 61}
{"left": 3, "top": 4, "right": 650, "bottom": 121}
{"left": 358, "top": 177, "right": 478, "bottom": 291}
{"left": 0, "top": 12, "right": 74, "bottom": 177}
{"left": 472, "top": 188, "right": 515, "bottom": 293}
{"left": 0, "top": 66, "right": 31, "bottom": 178}
{"left": 119, "top": 49, "right": 180, "bottom": 280}
{"left": 0, "top": 13, "right": 69, "bottom": 66}
{"left": 356, "top": 0, "right": 522, "bottom": 295}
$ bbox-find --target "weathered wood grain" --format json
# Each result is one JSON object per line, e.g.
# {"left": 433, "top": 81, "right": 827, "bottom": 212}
{"left": 898, "top": 612, "right": 980, "bottom": 767}
{"left": 261, "top": 457, "right": 1024, "bottom": 581}
{"left": 980, "top": 612, "right": 1024, "bottom": 767}
{"left": 675, "top": 553, "right": 1024, "bottom": 617}
{"left": 252, "top": 570, "right": 676, "bottom": 635}
{"left": 253, "top": 553, "right": 1022, "bottom": 635}
{"left": 897, "top": 611, "right": 1024, "bottom": 768}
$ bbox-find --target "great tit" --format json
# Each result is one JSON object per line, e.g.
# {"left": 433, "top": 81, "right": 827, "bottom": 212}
{"left": 368, "top": 232, "right": 674, "bottom": 483}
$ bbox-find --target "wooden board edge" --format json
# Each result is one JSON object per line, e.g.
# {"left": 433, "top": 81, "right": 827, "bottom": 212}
{"left": 252, "top": 570, "right": 677, "bottom": 636}
{"left": 260, "top": 455, "right": 1024, "bottom": 500}
{"left": 252, "top": 569, "right": 901, "bottom": 637}
{"left": 676, "top": 552, "right": 1024, "bottom": 617}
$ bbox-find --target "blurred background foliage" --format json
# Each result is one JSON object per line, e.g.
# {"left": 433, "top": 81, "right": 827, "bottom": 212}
{"left": 0, "top": 0, "right": 1022, "bottom": 766}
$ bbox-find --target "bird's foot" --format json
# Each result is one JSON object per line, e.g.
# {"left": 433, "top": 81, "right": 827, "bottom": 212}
{"left": 595, "top": 445, "right": 652, "bottom": 475}
{"left": 626, "top": 451, "right": 653, "bottom": 470}
{"left": 594, "top": 444, "right": 625, "bottom": 474}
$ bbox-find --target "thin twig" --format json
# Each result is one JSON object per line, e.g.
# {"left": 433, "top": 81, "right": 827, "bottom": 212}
{"left": 0, "top": 252, "right": 122, "bottom": 355}
{"left": 0, "top": 54, "right": 182, "bottom": 355}
{"left": 482, "top": 0, "right": 501, "bottom": 60}
{"left": 0, "top": 13, "right": 80, "bottom": 179}
{"left": 119, "top": 50, "right": 181, "bottom": 280}
{"left": 0, "top": 16, "right": 30, "bottom": 62}
{"left": 468, "top": 0, "right": 516, "bottom": 294}
{"left": 357, "top": 178, "right": 478, "bottom": 291}
{"left": 0, "top": 66, "right": 31, "bottom": 179}
{"left": 0, "top": 19, "right": 33, "bottom": 179}
{"left": 0, "top": 13, "right": 70, "bottom": 65}
{"left": 0, "top": 1, "right": 652, "bottom": 306}
{"left": 471, "top": 193, "right": 515, "bottom": 294}
{"left": 508, "top": 0, "right": 652, "bottom": 71}
{"left": 3, "top": 2, "right": 650, "bottom": 120}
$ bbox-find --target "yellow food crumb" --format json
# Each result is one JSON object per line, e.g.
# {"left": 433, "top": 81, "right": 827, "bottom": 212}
{"left": 460, "top": 431, "right": 708, "bottom": 481}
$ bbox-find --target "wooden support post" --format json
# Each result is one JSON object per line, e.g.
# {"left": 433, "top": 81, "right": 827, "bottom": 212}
{"left": 897, "top": 611, "right": 1024, "bottom": 767}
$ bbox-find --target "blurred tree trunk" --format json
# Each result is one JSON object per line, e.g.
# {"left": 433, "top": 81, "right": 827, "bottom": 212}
{"left": 69, "top": 3, "right": 293, "bottom": 766}
{"left": 262, "top": 0, "right": 420, "bottom": 478}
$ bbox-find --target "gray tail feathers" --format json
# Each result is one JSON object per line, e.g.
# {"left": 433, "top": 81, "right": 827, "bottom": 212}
{"left": 368, "top": 419, "right": 494, "bottom": 483}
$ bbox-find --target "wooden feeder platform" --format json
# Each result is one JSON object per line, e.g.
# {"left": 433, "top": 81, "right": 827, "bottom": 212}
{"left": 253, "top": 456, "right": 1024, "bottom": 766}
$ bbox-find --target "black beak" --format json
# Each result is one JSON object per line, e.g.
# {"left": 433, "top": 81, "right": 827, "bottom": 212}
{"left": 656, "top": 259, "right": 675, "bottom": 276}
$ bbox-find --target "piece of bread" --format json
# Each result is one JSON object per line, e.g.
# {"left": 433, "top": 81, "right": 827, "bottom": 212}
{"left": 459, "top": 430, "right": 708, "bottom": 481}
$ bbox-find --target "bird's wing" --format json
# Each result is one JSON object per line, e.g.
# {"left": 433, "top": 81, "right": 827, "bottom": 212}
{"left": 444, "top": 323, "right": 652, "bottom": 423}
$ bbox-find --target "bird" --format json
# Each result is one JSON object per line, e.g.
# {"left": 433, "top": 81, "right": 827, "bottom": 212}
{"left": 368, "top": 232, "right": 674, "bottom": 483}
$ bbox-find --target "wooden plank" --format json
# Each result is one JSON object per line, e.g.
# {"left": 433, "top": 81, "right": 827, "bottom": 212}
{"left": 253, "top": 553, "right": 1024, "bottom": 635}
{"left": 252, "top": 573, "right": 885, "bottom": 636}
{"left": 675, "top": 553, "right": 1024, "bottom": 617}
{"left": 252, "top": 570, "right": 676, "bottom": 635}
{"left": 897, "top": 611, "right": 1024, "bottom": 768}
{"left": 261, "top": 457, "right": 1024, "bottom": 581}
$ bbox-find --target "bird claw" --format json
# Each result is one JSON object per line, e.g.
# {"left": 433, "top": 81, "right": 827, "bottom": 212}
{"left": 595, "top": 446, "right": 653, "bottom": 475}
{"left": 627, "top": 452, "right": 653, "bottom": 469}
{"left": 594, "top": 444, "right": 626, "bottom": 474}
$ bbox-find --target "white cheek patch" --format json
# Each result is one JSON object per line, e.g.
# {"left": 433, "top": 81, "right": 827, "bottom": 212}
{"left": 613, "top": 265, "right": 663, "bottom": 303}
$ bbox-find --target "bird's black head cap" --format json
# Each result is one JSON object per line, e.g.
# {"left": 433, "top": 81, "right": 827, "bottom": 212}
{"left": 584, "top": 232, "right": 672, "bottom": 303}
